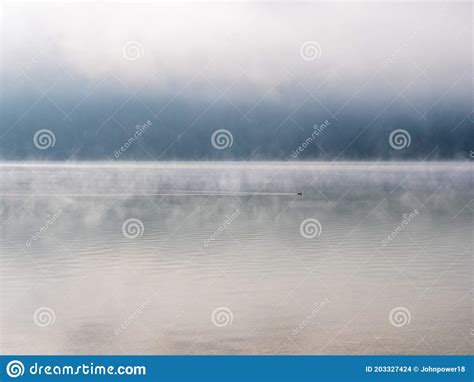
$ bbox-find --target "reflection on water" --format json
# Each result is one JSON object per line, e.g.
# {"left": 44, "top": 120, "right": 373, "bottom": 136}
{"left": 0, "top": 162, "right": 472, "bottom": 354}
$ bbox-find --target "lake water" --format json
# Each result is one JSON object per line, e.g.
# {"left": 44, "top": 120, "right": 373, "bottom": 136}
{"left": 0, "top": 162, "right": 472, "bottom": 354}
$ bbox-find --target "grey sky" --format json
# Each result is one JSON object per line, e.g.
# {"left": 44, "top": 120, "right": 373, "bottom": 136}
{"left": 1, "top": 1, "right": 472, "bottom": 160}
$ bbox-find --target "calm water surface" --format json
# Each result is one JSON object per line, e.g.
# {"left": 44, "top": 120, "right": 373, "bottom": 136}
{"left": 0, "top": 162, "right": 472, "bottom": 354}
